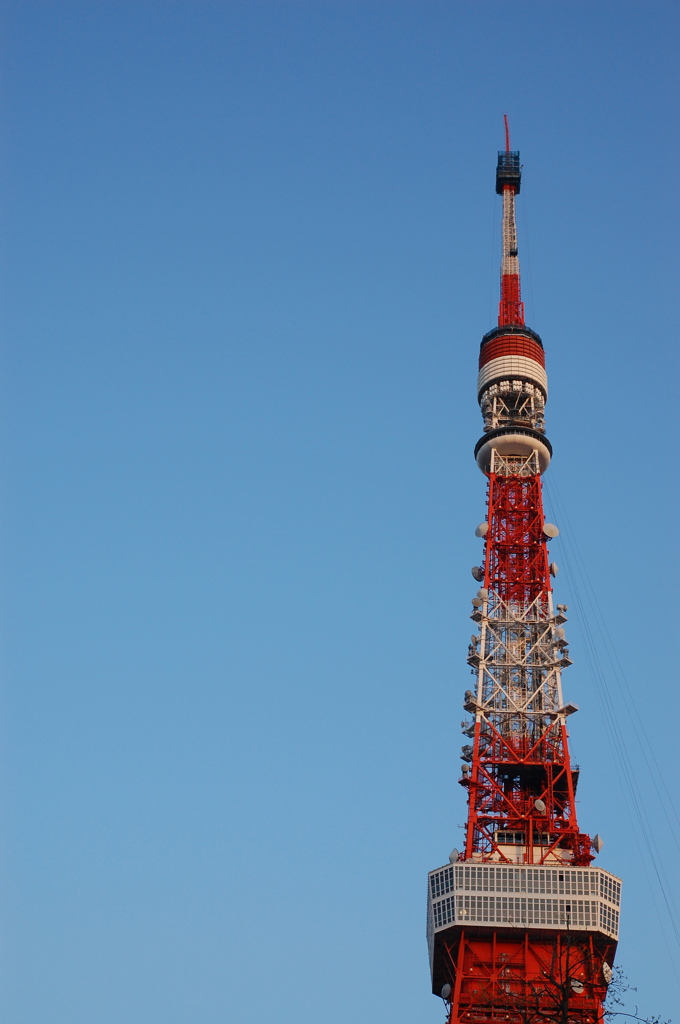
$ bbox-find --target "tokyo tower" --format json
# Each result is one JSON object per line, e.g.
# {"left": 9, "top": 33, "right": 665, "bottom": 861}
{"left": 426, "top": 121, "right": 622, "bottom": 1023}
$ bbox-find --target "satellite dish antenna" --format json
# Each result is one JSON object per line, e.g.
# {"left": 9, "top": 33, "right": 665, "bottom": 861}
{"left": 441, "top": 983, "right": 452, "bottom": 1001}
{"left": 592, "top": 834, "right": 604, "bottom": 853}
{"left": 475, "top": 523, "right": 488, "bottom": 538}
{"left": 471, "top": 566, "right": 484, "bottom": 582}
{"left": 449, "top": 849, "right": 459, "bottom": 864}
{"left": 602, "top": 962, "right": 613, "bottom": 985}
{"left": 476, "top": 588, "right": 488, "bottom": 600}
{"left": 543, "top": 523, "right": 559, "bottom": 538}
{"left": 534, "top": 798, "right": 547, "bottom": 814}
{"left": 471, "top": 597, "right": 482, "bottom": 607}
{"left": 550, "top": 562, "right": 559, "bottom": 576}
{"left": 570, "top": 979, "right": 584, "bottom": 994}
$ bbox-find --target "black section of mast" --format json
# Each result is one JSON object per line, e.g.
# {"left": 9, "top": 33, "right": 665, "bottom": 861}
{"left": 496, "top": 151, "right": 521, "bottom": 194}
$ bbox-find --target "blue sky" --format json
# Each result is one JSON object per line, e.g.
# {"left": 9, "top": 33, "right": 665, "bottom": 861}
{"left": 1, "top": 2, "right": 678, "bottom": 1022}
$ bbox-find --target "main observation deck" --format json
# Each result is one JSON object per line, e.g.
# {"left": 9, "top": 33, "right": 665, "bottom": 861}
{"left": 427, "top": 861, "right": 621, "bottom": 990}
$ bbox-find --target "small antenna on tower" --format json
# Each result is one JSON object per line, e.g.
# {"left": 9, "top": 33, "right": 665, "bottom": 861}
{"left": 503, "top": 114, "right": 511, "bottom": 153}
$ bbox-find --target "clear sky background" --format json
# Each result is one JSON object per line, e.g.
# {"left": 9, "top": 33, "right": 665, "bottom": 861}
{"left": 1, "top": 3, "right": 678, "bottom": 1022}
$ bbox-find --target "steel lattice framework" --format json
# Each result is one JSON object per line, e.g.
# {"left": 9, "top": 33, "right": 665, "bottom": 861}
{"left": 426, "top": 123, "right": 621, "bottom": 1024}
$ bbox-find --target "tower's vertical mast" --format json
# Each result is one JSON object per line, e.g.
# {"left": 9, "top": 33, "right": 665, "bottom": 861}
{"left": 498, "top": 115, "right": 524, "bottom": 327}
{"left": 426, "top": 125, "right": 622, "bottom": 1024}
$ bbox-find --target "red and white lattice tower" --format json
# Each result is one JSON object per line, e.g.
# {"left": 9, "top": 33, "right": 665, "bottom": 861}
{"left": 426, "top": 122, "right": 622, "bottom": 1023}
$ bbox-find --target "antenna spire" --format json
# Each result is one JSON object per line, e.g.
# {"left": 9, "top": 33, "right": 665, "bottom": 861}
{"left": 495, "top": 125, "right": 523, "bottom": 325}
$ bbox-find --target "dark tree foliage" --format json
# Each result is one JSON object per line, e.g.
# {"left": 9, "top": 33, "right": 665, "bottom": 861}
{"left": 603, "top": 966, "right": 671, "bottom": 1024}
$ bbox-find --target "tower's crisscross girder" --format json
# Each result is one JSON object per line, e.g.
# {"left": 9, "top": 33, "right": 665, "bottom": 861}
{"left": 426, "top": 126, "right": 621, "bottom": 1023}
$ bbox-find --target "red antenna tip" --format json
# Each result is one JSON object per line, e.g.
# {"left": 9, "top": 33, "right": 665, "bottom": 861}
{"left": 503, "top": 114, "right": 511, "bottom": 152}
